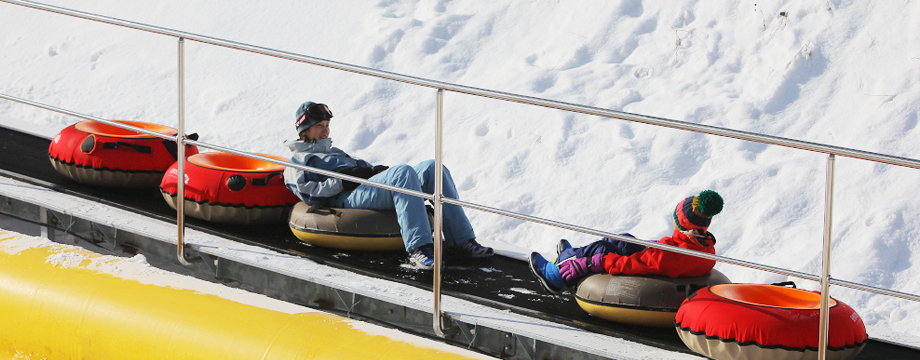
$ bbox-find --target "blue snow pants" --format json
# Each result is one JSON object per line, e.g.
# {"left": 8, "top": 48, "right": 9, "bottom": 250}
{"left": 330, "top": 160, "right": 475, "bottom": 252}
{"left": 557, "top": 233, "right": 647, "bottom": 262}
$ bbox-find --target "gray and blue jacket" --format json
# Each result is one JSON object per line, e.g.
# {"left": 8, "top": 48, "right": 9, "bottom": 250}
{"left": 282, "top": 138, "right": 372, "bottom": 205}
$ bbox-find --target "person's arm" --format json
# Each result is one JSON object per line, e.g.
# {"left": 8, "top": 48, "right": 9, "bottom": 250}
{"left": 298, "top": 170, "right": 344, "bottom": 200}
{"left": 356, "top": 159, "right": 373, "bottom": 168}
{"left": 332, "top": 147, "right": 373, "bottom": 168}
{"left": 283, "top": 156, "right": 344, "bottom": 204}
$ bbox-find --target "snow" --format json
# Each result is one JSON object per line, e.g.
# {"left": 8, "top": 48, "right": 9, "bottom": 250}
{"left": 1, "top": 0, "right": 919, "bottom": 349}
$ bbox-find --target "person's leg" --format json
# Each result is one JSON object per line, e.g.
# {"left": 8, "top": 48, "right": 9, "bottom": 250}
{"left": 412, "top": 160, "right": 475, "bottom": 246}
{"left": 608, "top": 235, "right": 647, "bottom": 256}
{"left": 331, "top": 165, "right": 433, "bottom": 252}
{"left": 557, "top": 234, "right": 646, "bottom": 262}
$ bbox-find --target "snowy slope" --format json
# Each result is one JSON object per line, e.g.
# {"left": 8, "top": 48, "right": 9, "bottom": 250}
{"left": 1, "top": 0, "right": 919, "bottom": 346}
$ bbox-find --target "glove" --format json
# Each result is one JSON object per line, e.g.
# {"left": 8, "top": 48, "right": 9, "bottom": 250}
{"left": 339, "top": 166, "right": 375, "bottom": 179}
{"left": 558, "top": 253, "right": 605, "bottom": 282}
{"left": 341, "top": 180, "right": 360, "bottom": 191}
{"left": 338, "top": 166, "right": 374, "bottom": 191}
{"left": 372, "top": 165, "right": 389, "bottom": 175}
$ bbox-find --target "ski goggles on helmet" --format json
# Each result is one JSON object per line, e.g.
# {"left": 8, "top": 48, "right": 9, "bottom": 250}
{"left": 296, "top": 103, "right": 334, "bottom": 133}
{"left": 307, "top": 103, "right": 333, "bottom": 121}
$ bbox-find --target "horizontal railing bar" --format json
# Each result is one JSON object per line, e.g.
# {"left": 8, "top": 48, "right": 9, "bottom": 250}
{"left": 439, "top": 197, "right": 822, "bottom": 282}
{"left": 0, "top": 92, "right": 435, "bottom": 202}
{"left": 3, "top": 88, "right": 919, "bottom": 305}
{"left": 4, "top": 0, "right": 920, "bottom": 170}
{"left": 184, "top": 140, "right": 437, "bottom": 202}
{"left": 444, "top": 195, "right": 920, "bottom": 302}
{"left": 830, "top": 278, "right": 920, "bottom": 303}
{"left": 0, "top": 93, "right": 174, "bottom": 140}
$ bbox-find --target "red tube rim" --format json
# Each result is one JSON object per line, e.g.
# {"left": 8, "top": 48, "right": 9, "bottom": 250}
{"left": 710, "top": 284, "right": 837, "bottom": 309}
{"left": 74, "top": 120, "right": 178, "bottom": 138}
{"left": 187, "top": 152, "right": 287, "bottom": 172}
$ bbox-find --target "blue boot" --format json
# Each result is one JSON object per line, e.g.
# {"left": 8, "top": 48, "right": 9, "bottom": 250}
{"left": 555, "top": 239, "right": 573, "bottom": 262}
{"left": 408, "top": 244, "right": 435, "bottom": 270}
{"left": 556, "top": 239, "right": 573, "bottom": 255}
{"left": 529, "top": 252, "right": 564, "bottom": 294}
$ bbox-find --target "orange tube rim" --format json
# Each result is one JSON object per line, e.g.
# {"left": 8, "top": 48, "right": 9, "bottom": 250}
{"left": 710, "top": 284, "right": 837, "bottom": 310}
{"left": 74, "top": 120, "right": 178, "bottom": 138}
{"left": 188, "top": 152, "right": 287, "bottom": 172}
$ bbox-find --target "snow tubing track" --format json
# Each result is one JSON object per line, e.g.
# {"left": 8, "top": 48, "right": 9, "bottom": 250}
{"left": 159, "top": 152, "right": 299, "bottom": 225}
{"left": 48, "top": 120, "right": 198, "bottom": 187}
{"left": 574, "top": 269, "right": 731, "bottom": 327}
{"left": 675, "top": 283, "right": 868, "bottom": 360}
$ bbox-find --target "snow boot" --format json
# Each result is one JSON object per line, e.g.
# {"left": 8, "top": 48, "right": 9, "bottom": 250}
{"left": 529, "top": 252, "right": 564, "bottom": 294}
{"left": 409, "top": 244, "right": 435, "bottom": 270}
{"left": 453, "top": 239, "right": 494, "bottom": 258}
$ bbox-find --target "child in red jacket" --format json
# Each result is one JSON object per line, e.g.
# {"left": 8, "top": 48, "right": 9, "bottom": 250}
{"left": 529, "top": 190, "right": 723, "bottom": 294}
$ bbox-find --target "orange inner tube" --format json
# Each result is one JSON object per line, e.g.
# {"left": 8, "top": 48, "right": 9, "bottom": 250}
{"left": 710, "top": 284, "right": 837, "bottom": 309}
{"left": 74, "top": 120, "right": 178, "bottom": 138}
{"left": 188, "top": 152, "right": 287, "bottom": 172}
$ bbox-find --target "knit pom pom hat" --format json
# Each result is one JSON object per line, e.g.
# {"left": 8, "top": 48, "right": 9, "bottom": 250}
{"left": 673, "top": 190, "right": 723, "bottom": 231}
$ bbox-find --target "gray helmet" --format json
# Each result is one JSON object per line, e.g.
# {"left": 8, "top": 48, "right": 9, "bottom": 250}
{"left": 295, "top": 101, "right": 333, "bottom": 134}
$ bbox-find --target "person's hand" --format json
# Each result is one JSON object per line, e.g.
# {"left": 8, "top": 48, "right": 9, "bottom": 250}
{"left": 341, "top": 179, "right": 360, "bottom": 191}
{"left": 339, "top": 166, "right": 374, "bottom": 179}
{"left": 558, "top": 253, "right": 605, "bottom": 282}
{"left": 372, "top": 165, "right": 389, "bottom": 175}
{"left": 338, "top": 166, "right": 374, "bottom": 191}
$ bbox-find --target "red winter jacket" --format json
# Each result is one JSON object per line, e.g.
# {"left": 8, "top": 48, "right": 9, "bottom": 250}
{"left": 602, "top": 230, "right": 716, "bottom": 277}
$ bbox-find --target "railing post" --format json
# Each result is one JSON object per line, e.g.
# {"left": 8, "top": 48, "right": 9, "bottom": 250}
{"left": 818, "top": 154, "right": 835, "bottom": 359}
{"left": 176, "top": 37, "right": 191, "bottom": 266}
{"left": 432, "top": 89, "right": 446, "bottom": 337}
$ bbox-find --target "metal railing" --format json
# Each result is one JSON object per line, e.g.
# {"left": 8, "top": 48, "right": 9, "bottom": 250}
{"left": 3, "top": 0, "right": 920, "bottom": 356}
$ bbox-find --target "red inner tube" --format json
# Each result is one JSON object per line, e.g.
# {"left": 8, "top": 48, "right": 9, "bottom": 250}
{"left": 676, "top": 284, "right": 867, "bottom": 351}
{"left": 160, "top": 152, "right": 298, "bottom": 208}
{"left": 49, "top": 120, "right": 196, "bottom": 172}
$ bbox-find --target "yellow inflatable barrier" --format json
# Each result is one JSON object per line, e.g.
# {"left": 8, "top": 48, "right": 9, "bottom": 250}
{"left": 0, "top": 230, "right": 490, "bottom": 360}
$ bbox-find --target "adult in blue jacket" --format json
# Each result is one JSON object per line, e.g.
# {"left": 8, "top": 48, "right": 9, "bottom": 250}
{"left": 283, "top": 101, "right": 493, "bottom": 269}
